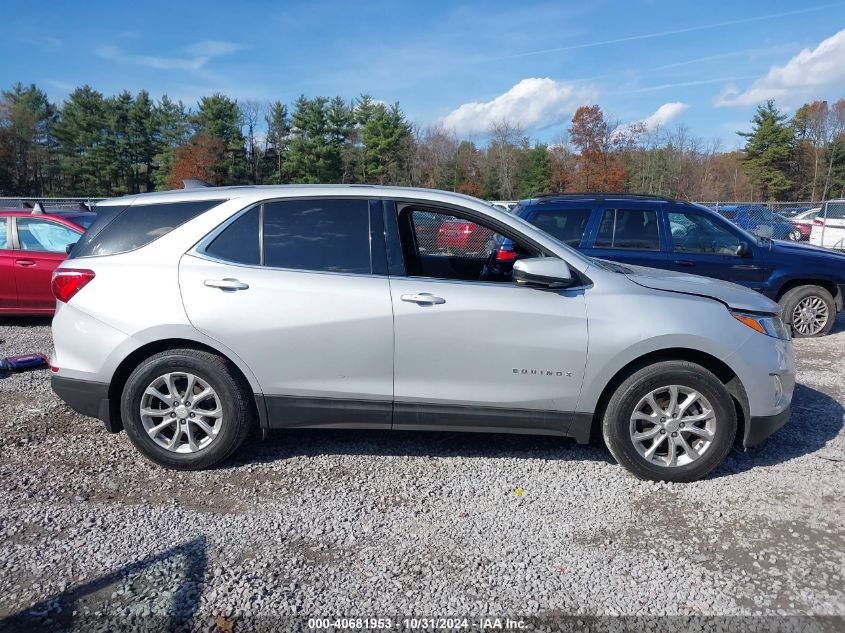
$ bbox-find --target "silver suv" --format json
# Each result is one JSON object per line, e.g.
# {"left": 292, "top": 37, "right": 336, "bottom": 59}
{"left": 50, "top": 186, "right": 795, "bottom": 482}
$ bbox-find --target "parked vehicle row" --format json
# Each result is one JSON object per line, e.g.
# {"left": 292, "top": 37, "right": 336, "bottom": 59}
{"left": 49, "top": 185, "right": 795, "bottom": 482}
{"left": 505, "top": 194, "right": 845, "bottom": 337}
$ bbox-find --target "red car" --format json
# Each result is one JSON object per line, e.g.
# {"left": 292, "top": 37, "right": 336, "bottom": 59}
{"left": 0, "top": 208, "right": 95, "bottom": 315}
{"left": 436, "top": 218, "right": 494, "bottom": 255}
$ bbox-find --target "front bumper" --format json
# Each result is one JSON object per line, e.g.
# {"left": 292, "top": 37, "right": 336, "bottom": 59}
{"left": 744, "top": 406, "right": 791, "bottom": 447}
{"left": 51, "top": 375, "right": 120, "bottom": 433}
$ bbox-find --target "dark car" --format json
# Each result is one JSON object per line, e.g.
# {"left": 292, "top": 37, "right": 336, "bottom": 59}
{"left": 0, "top": 207, "right": 96, "bottom": 315}
{"left": 506, "top": 193, "right": 845, "bottom": 337}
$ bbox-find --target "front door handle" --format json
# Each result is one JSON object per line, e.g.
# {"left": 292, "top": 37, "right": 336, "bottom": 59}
{"left": 400, "top": 292, "right": 446, "bottom": 305}
{"left": 204, "top": 278, "right": 249, "bottom": 291}
{"left": 673, "top": 259, "right": 695, "bottom": 267}
{"left": 15, "top": 259, "right": 36, "bottom": 267}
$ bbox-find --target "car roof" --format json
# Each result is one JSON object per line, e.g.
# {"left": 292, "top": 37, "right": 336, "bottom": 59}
{"left": 94, "top": 184, "right": 494, "bottom": 208}
{"left": 519, "top": 192, "right": 684, "bottom": 208}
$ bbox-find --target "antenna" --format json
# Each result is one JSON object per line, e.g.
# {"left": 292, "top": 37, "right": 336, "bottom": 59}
{"left": 31, "top": 202, "right": 45, "bottom": 214}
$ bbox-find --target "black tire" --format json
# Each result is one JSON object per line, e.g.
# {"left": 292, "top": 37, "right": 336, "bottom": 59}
{"left": 120, "top": 348, "right": 254, "bottom": 470}
{"left": 779, "top": 285, "right": 835, "bottom": 338}
{"left": 602, "top": 361, "right": 736, "bottom": 483}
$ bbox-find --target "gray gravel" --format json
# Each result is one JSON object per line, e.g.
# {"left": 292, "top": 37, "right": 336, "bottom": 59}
{"left": 0, "top": 315, "right": 843, "bottom": 631}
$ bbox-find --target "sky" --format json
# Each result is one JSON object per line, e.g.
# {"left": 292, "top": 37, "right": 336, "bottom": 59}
{"left": 2, "top": 0, "right": 845, "bottom": 149}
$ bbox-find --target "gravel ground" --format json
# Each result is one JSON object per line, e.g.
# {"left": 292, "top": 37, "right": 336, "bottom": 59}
{"left": 0, "top": 315, "right": 843, "bottom": 632}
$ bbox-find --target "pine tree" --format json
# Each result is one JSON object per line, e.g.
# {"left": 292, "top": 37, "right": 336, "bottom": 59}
{"left": 0, "top": 82, "right": 57, "bottom": 195}
{"left": 264, "top": 101, "right": 291, "bottom": 184}
{"left": 739, "top": 100, "right": 794, "bottom": 200}
{"left": 518, "top": 144, "right": 552, "bottom": 197}
{"left": 53, "top": 85, "right": 109, "bottom": 195}
{"left": 153, "top": 95, "right": 191, "bottom": 190}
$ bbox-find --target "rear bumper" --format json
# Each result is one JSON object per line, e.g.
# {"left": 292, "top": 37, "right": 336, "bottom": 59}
{"left": 744, "top": 406, "right": 791, "bottom": 448}
{"left": 51, "top": 375, "right": 120, "bottom": 433}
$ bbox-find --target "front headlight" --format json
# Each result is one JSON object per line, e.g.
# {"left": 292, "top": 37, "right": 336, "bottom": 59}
{"left": 731, "top": 311, "right": 791, "bottom": 340}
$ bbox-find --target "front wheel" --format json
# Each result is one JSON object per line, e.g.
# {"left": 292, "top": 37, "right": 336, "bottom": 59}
{"left": 602, "top": 361, "right": 736, "bottom": 483}
{"left": 779, "top": 285, "right": 835, "bottom": 338}
{"left": 121, "top": 349, "right": 253, "bottom": 470}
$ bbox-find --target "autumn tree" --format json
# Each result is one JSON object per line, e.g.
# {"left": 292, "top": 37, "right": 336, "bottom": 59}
{"left": 167, "top": 134, "right": 227, "bottom": 188}
{"left": 568, "top": 105, "right": 635, "bottom": 192}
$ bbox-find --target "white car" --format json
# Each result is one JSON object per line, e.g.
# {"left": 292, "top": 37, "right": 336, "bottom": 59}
{"left": 810, "top": 200, "right": 845, "bottom": 250}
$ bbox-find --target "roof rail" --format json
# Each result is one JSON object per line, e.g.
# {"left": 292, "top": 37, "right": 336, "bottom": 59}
{"left": 530, "top": 192, "right": 680, "bottom": 203}
{"left": 183, "top": 179, "right": 211, "bottom": 189}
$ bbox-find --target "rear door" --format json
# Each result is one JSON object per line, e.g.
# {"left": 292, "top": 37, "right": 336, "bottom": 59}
{"left": 13, "top": 217, "right": 81, "bottom": 311}
{"left": 0, "top": 218, "right": 18, "bottom": 310}
{"left": 582, "top": 204, "right": 669, "bottom": 269}
{"left": 179, "top": 197, "right": 394, "bottom": 428}
{"left": 665, "top": 208, "right": 767, "bottom": 289}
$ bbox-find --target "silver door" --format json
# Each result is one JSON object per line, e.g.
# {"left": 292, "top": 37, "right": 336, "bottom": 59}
{"left": 389, "top": 276, "right": 588, "bottom": 431}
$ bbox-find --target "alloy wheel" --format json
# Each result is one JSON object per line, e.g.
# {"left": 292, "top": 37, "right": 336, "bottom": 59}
{"left": 629, "top": 385, "right": 717, "bottom": 467}
{"left": 139, "top": 372, "right": 223, "bottom": 453}
{"left": 791, "top": 296, "right": 829, "bottom": 336}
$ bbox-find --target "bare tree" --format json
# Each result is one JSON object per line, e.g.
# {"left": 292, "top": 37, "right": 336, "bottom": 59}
{"left": 240, "top": 99, "right": 264, "bottom": 183}
{"left": 487, "top": 119, "right": 524, "bottom": 199}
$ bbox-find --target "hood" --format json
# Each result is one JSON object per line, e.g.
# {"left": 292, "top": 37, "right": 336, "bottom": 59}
{"left": 621, "top": 264, "right": 780, "bottom": 314}
{"left": 769, "top": 238, "right": 845, "bottom": 259}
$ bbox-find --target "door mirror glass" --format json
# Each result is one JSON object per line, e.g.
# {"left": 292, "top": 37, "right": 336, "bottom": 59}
{"left": 736, "top": 241, "right": 750, "bottom": 257}
{"left": 513, "top": 258, "right": 573, "bottom": 289}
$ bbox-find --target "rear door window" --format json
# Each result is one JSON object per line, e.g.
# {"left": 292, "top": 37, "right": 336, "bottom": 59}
{"left": 528, "top": 209, "right": 591, "bottom": 246}
{"left": 594, "top": 208, "right": 660, "bottom": 250}
{"left": 205, "top": 207, "right": 261, "bottom": 265}
{"left": 262, "top": 199, "right": 371, "bottom": 274}
{"left": 71, "top": 200, "right": 224, "bottom": 258}
{"left": 17, "top": 218, "right": 80, "bottom": 252}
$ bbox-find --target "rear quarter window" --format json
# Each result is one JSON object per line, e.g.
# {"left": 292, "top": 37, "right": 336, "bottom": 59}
{"left": 70, "top": 200, "right": 224, "bottom": 258}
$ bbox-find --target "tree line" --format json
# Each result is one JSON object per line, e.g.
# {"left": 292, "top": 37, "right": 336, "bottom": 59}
{"left": 1, "top": 82, "right": 844, "bottom": 202}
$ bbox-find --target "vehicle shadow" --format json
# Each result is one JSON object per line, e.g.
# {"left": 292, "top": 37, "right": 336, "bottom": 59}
{"left": 0, "top": 536, "right": 206, "bottom": 631}
{"left": 0, "top": 315, "right": 53, "bottom": 328}
{"left": 230, "top": 427, "right": 616, "bottom": 468}
{"left": 713, "top": 382, "right": 844, "bottom": 478}
{"left": 829, "top": 312, "right": 845, "bottom": 334}
{"left": 231, "top": 381, "right": 842, "bottom": 479}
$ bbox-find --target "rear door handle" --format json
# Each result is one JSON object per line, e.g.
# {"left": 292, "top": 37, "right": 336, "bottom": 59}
{"left": 673, "top": 259, "right": 695, "bottom": 267}
{"left": 15, "top": 259, "right": 36, "bottom": 267}
{"left": 204, "top": 278, "right": 249, "bottom": 291}
{"left": 400, "top": 292, "right": 446, "bottom": 305}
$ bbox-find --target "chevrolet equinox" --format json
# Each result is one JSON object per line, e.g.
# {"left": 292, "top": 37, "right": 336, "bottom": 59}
{"left": 50, "top": 185, "right": 795, "bottom": 482}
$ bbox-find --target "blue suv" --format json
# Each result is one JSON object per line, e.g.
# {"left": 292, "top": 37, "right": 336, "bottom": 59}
{"left": 506, "top": 193, "right": 845, "bottom": 337}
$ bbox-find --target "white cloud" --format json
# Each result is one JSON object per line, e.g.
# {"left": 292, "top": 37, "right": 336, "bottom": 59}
{"left": 440, "top": 78, "right": 597, "bottom": 137}
{"left": 641, "top": 102, "right": 689, "bottom": 130}
{"left": 715, "top": 29, "right": 845, "bottom": 107}
{"left": 95, "top": 40, "right": 245, "bottom": 73}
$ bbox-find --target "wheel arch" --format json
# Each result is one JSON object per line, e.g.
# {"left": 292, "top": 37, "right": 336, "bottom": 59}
{"left": 774, "top": 278, "right": 841, "bottom": 309}
{"left": 589, "top": 347, "right": 749, "bottom": 445}
{"left": 106, "top": 338, "right": 262, "bottom": 433}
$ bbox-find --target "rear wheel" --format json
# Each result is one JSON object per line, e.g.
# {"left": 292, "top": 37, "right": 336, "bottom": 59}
{"left": 779, "top": 285, "right": 835, "bottom": 338}
{"left": 602, "top": 361, "right": 736, "bottom": 483}
{"left": 121, "top": 349, "right": 253, "bottom": 470}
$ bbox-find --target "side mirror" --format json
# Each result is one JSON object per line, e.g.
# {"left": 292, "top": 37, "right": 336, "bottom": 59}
{"left": 736, "top": 241, "right": 750, "bottom": 257}
{"left": 513, "top": 258, "right": 574, "bottom": 289}
{"left": 65, "top": 243, "right": 76, "bottom": 254}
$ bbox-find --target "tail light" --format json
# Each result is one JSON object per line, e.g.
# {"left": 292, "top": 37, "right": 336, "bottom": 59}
{"left": 495, "top": 244, "right": 518, "bottom": 261}
{"left": 459, "top": 223, "right": 474, "bottom": 235}
{"left": 813, "top": 218, "right": 824, "bottom": 226}
{"left": 51, "top": 269, "right": 95, "bottom": 303}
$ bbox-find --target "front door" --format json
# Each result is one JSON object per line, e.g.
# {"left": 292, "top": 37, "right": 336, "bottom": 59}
{"left": 13, "top": 217, "right": 81, "bottom": 311}
{"left": 665, "top": 209, "right": 767, "bottom": 290}
{"left": 388, "top": 203, "right": 588, "bottom": 435}
{"left": 179, "top": 198, "right": 394, "bottom": 428}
